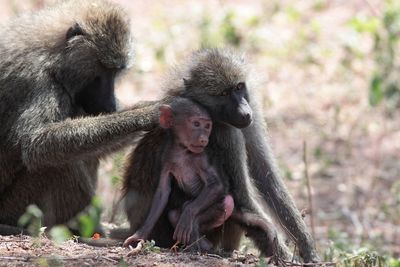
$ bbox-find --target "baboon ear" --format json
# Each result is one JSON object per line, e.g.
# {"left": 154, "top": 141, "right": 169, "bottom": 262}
{"left": 66, "top": 23, "right": 84, "bottom": 40}
{"left": 183, "top": 78, "right": 189, "bottom": 87}
{"left": 159, "top": 105, "right": 173, "bottom": 128}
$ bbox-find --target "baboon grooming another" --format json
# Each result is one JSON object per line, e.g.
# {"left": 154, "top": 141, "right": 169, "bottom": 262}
{"left": 0, "top": 0, "right": 158, "bottom": 229}
{"left": 124, "top": 49, "right": 319, "bottom": 262}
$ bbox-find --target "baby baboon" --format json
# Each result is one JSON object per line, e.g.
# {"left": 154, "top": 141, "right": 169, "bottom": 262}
{"left": 124, "top": 98, "right": 233, "bottom": 251}
{"left": 124, "top": 49, "right": 319, "bottom": 262}
{"left": 0, "top": 0, "right": 158, "bottom": 230}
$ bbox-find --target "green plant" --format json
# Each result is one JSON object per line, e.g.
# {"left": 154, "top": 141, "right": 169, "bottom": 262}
{"left": 352, "top": 1, "right": 400, "bottom": 108}
{"left": 18, "top": 204, "right": 45, "bottom": 237}
{"left": 142, "top": 240, "right": 161, "bottom": 253}
{"left": 68, "top": 196, "right": 103, "bottom": 238}
{"left": 220, "top": 11, "right": 241, "bottom": 47}
{"left": 389, "top": 258, "right": 400, "bottom": 267}
{"left": 49, "top": 225, "right": 72, "bottom": 244}
{"left": 324, "top": 230, "right": 399, "bottom": 267}
{"left": 78, "top": 196, "right": 102, "bottom": 237}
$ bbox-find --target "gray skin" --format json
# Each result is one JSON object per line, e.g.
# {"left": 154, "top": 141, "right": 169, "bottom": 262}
{"left": 0, "top": 0, "right": 158, "bottom": 230}
{"left": 123, "top": 49, "right": 319, "bottom": 262}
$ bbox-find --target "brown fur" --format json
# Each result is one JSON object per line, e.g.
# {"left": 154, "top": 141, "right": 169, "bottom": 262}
{"left": 0, "top": 0, "right": 158, "bottom": 229}
{"left": 123, "top": 49, "right": 319, "bottom": 262}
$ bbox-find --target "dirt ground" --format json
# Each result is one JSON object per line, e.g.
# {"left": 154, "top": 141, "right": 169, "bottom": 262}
{"left": 0, "top": 235, "right": 264, "bottom": 267}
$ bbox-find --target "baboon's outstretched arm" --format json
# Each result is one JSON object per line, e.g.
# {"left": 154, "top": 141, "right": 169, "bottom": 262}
{"left": 19, "top": 101, "right": 158, "bottom": 170}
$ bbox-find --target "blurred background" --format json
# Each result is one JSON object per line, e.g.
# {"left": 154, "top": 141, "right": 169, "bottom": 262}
{"left": 1, "top": 0, "right": 399, "bottom": 265}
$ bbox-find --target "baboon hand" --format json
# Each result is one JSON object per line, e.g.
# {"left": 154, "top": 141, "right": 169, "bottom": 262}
{"left": 123, "top": 232, "right": 146, "bottom": 247}
{"left": 173, "top": 212, "right": 194, "bottom": 245}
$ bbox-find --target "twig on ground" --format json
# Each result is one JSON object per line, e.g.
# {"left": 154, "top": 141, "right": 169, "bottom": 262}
{"left": 207, "top": 253, "right": 223, "bottom": 259}
{"left": 127, "top": 239, "right": 144, "bottom": 256}
{"left": 0, "top": 254, "right": 122, "bottom": 263}
{"left": 182, "top": 235, "right": 206, "bottom": 252}
{"left": 100, "top": 255, "right": 119, "bottom": 263}
{"left": 0, "top": 256, "right": 29, "bottom": 261}
{"left": 170, "top": 240, "right": 180, "bottom": 252}
{"left": 0, "top": 240, "right": 30, "bottom": 243}
{"left": 280, "top": 259, "right": 336, "bottom": 267}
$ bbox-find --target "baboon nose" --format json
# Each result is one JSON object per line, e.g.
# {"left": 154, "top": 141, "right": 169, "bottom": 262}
{"left": 199, "top": 138, "right": 208, "bottom": 146}
{"left": 243, "top": 113, "right": 251, "bottom": 122}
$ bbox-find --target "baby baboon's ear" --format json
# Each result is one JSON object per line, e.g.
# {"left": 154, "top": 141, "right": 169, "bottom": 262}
{"left": 159, "top": 105, "right": 173, "bottom": 128}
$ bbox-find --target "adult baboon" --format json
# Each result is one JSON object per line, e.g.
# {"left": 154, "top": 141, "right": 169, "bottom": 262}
{"left": 0, "top": 0, "right": 158, "bottom": 229}
{"left": 123, "top": 49, "right": 319, "bottom": 262}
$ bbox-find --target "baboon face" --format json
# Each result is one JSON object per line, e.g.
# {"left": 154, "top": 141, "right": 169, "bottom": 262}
{"left": 55, "top": 2, "right": 133, "bottom": 115}
{"left": 74, "top": 69, "right": 118, "bottom": 115}
{"left": 211, "top": 81, "right": 252, "bottom": 129}
{"left": 182, "top": 49, "right": 253, "bottom": 128}
{"left": 159, "top": 99, "right": 212, "bottom": 154}
{"left": 174, "top": 113, "right": 212, "bottom": 153}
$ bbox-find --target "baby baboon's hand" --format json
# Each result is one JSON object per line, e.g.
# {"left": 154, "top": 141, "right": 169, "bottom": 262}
{"left": 123, "top": 232, "right": 146, "bottom": 247}
{"left": 173, "top": 212, "right": 194, "bottom": 245}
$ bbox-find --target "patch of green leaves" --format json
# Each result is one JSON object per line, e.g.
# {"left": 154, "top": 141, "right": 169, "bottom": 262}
{"left": 325, "top": 229, "right": 398, "bottom": 267}
{"left": 35, "top": 257, "right": 63, "bottom": 267}
{"left": 49, "top": 225, "right": 72, "bottom": 244}
{"left": 369, "top": 74, "right": 384, "bottom": 106}
{"left": 348, "top": 15, "right": 380, "bottom": 33}
{"left": 18, "top": 204, "right": 44, "bottom": 237}
{"left": 389, "top": 258, "right": 400, "bottom": 267}
{"left": 77, "top": 196, "right": 102, "bottom": 238}
{"left": 68, "top": 196, "right": 103, "bottom": 238}
{"left": 221, "top": 11, "right": 241, "bottom": 47}
{"left": 362, "top": 0, "right": 400, "bottom": 108}
{"left": 143, "top": 240, "right": 161, "bottom": 253}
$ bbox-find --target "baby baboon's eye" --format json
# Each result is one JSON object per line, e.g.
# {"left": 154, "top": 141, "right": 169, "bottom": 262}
{"left": 193, "top": 121, "right": 200, "bottom": 127}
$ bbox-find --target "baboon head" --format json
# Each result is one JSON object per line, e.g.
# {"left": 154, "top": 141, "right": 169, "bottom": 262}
{"left": 159, "top": 98, "right": 212, "bottom": 154}
{"left": 181, "top": 49, "right": 253, "bottom": 128}
{"left": 52, "top": 0, "right": 133, "bottom": 115}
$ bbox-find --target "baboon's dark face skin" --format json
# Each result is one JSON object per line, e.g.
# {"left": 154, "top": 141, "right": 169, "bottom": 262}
{"left": 209, "top": 82, "right": 252, "bottom": 129}
{"left": 75, "top": 70, "right": 117, "bottom": 115}
{"left": 56, "top": 11, "right": 132, "bottom": 116}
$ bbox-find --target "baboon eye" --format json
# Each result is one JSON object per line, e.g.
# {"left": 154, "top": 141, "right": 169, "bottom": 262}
{"left": 205, "top": 123, "right": 211, "bottom": 129}
{"left": 220, "top": 90, "right": 229, "bottom": 96}
{"left": 193, "top": 121, "right": 200, "bottom": 127}
{"left": 236, "top": 82, "right": 245, "bottom": 90}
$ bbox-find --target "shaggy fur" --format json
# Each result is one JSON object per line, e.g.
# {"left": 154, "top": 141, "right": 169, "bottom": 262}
{"left": 0, "top": 0, "right": 157, "bottom": 228}
{"left": 123, "top": 48, "right": 319, "bottom": 262}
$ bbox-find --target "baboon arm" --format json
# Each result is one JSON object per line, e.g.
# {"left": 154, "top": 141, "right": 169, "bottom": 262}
{"left": 173, "top": 169, "right": 223, "bottom": 245}
{"left": 19, "top": 102, "right": 159, "bottom": 170}
{"left": 242, "top": 107, "right": 319, "bottom": 262}
{"left": 214, "top": 125, "right": 256, "bottom": 212}
{"left": 136, "top": 173, "right": 171, "bottom": 237}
